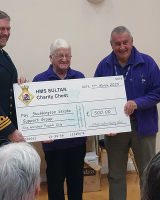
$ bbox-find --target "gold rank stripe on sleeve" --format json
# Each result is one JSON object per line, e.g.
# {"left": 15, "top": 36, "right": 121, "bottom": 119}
{"left": 0, "top": 116, "right": 11, "bottom": 131}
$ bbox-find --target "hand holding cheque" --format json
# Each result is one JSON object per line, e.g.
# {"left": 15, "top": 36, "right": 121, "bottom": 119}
{"left": 107, "top": 100, "right": 137, "bottom": 136}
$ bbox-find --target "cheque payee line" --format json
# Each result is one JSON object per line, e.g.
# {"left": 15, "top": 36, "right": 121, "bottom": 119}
{"left": 18, "top": 98, "right": 129, "bottom": 136}
{"left": 21, "top": 119, "right": 75, "bottom": 125}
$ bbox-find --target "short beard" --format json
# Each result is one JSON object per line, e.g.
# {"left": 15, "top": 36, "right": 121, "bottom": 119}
{"left": 0, "top": 43, "right": 6, "bottom": 49}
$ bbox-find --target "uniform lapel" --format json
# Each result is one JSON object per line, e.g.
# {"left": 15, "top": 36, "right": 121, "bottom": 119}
{"left": 0, "top": 50, "right": 15, "bottom": 75}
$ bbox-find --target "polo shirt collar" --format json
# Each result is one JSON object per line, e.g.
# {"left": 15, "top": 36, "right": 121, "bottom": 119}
{"left": 46, "top": 65, "right": 76, "bottom": 79}
{"left": 113, "top": 47, "right": 134, "bottom": 67}
{"left": 106, "top": 46, "right": 144, "bottom": 68}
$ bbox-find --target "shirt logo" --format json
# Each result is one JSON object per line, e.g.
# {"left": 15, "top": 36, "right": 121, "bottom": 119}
{"left": 142, "top": 78, "right": 146, "bottom": 83}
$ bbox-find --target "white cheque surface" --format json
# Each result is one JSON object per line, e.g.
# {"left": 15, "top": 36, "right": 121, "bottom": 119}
{"left": 13, "top": 76, "right": 131, "bottom": 142}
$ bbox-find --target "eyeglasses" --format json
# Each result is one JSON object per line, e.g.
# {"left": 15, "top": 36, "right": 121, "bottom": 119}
{"left": 53, "top": 54, "right": 72, "bottom": 59}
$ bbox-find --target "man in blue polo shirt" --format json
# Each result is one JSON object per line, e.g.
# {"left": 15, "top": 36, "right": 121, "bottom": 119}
{"left": 94, "top": 26, "right": 160, "bottom": 200}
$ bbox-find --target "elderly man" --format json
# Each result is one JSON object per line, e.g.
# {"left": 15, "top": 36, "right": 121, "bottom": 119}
{"left": 0, "top": 142, "right": 41, "bottom": 200}
{"left": 33, "top": 39, "right": 87, "bottom": 200}
{"left": 0, "top": 11, "right": 28, "bottom": 145}
{"left": 94, "top": 26, "right": 160, "bottom": 200}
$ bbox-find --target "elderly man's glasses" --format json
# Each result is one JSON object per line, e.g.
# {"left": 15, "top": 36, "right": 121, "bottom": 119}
{"left": 53, "top": 54, "right": 72, "bottom": 59}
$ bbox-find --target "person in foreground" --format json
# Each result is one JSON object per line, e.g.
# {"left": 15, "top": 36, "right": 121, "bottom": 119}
{"left": 33, "top": 39, "right": 87, "bottom": 200}
{"left": 0, "top": 10, "right": 28, "bottom": 145}
{"left": 0, "top": 142, "right": 41, "bottom": 200}
{"left": 141, "top": 151, "right": 160, "bottom": 200}
{"left": 94, "top": 26, "right": 160, "bottom": 200}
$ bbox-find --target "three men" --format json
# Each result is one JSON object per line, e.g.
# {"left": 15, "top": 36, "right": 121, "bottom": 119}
{"left": 94, "top": 26, "right": 160, "bottom": 200}
{"left": 0, "top": 11, "right": 27, "bottom": 144}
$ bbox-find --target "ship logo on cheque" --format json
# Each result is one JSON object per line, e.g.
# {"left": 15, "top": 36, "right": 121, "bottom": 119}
{"left": 18, "top": 85, "right": 34, "bottom": 106}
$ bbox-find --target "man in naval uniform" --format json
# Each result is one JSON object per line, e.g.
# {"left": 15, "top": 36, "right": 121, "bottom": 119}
{"left": 0, "top": 10, "right": 28, "bottom": 145}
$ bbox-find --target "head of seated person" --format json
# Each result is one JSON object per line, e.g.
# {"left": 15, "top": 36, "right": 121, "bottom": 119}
{"left": 0, "top": 142, "right": 41, "bottom": 200}
{"left": 141, "top": 151, "right": 160, "bottom": 200}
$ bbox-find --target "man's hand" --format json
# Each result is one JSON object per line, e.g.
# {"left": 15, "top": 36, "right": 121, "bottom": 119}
{"left": 17, "top": 77, "right": 29, "bottom": 85}
{"left": 42, "top": 139, "right": 54, "bottom": 143}
{"left": 124, "top": 100, "right": 137, "bottom": 116}
{"left": 107, "top": 133, "right": 117, "bottom": 136}
{"left": 8, "top": 129, "right": 26, "bottom": 143}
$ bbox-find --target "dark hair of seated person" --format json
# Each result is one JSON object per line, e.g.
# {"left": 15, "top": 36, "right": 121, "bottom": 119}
{"left": 141, "top": 151, "right": 160, "bottom": 200}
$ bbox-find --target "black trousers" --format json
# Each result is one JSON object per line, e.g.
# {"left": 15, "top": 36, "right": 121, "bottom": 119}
{"left": 44, "top": 143, "right": 86, "bottom": 200}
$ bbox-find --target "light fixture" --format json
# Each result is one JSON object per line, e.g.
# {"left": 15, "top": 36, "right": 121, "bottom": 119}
{"left": 87, "top": 0, "right": 104, "bottom": 3}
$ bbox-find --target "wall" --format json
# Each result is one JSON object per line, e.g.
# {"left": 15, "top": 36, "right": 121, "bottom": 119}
{"left": 1, "top": 0, "right": 160, "bottom": 176}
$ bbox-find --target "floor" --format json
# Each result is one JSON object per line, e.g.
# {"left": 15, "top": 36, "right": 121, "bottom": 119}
{"left": 37, "top": 171, "right": 140, "bottom": 200}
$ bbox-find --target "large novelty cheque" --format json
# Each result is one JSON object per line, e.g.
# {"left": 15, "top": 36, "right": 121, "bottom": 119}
{"left": 13, "top": 76, "right": 131, "bottom": 142}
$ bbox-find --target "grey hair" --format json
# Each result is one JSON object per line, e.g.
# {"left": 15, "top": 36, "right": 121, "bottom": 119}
{"left": 50, "top": 39, "right": 71, "bottom": 55}
{"left": 0, "top": 10, "right": 10, "bottom": 20}
{"left": 110, "top": 26, "right": 132, "bottom": 42}
{"left": 0, "top": 142, "right": 41, "bottom": 200}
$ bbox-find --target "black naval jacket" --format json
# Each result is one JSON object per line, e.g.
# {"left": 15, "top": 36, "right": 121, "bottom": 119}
{"left": 0, "top": 49, "right": 17, "bottom": 139}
